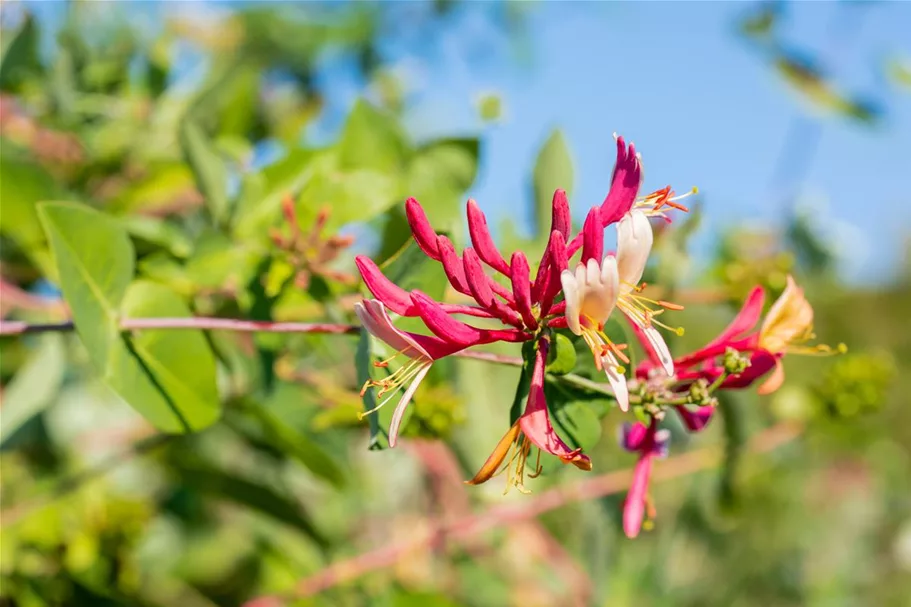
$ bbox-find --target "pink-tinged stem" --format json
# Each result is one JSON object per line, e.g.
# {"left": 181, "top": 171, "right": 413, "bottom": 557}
{"left": 0, "top": 318, "right": 358, "bottom": 336}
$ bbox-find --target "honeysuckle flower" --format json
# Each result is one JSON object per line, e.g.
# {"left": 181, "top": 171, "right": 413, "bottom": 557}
{"left": 558, "top": 210, "right": 630, "bottom": 410}
{"left": 634, "top": 276, "right": 844, "bottom": 406}
{"left": 619, "top": 421, "right": 670, "bottom": 538}
{"left": 355, "top": 298, "right": 527, "bottom": 447}
{"left": 467, "top": 337, "right": 592, "bottom": 492}
{"left": 614, "top": 209, "right": 680, "bottom": 377}
{"left": 354, "top": 133, "right": 691, "bottom": 455}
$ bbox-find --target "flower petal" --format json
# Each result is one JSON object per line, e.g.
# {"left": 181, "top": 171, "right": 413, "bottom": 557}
{"left": 623, "top": 455, "right": 652, "bottom": 539}
{"left": 388, "top": 363, "right": 432, "bottom": 447}
{"left": 355, "top": 256, "right": 415, "bottom": 316}
{"left": 619, "top": 422, "right": 649, "bottom": 451}
{"left": 411, "top": 291, "right": 488, "bottom": 347}
{"left": 616, "top": 210, "right": 653, "bottom": 291}
{"left": 601, "top": 135, "right": 643, "bottom": 225}
{"left": 560, "top": 269, "right": 583, "bottom": 335}
{"left": 704, "top": 286, "right": 765, "bottom": 351}
{"left": 601, "top": 350, "right": 630, "bottom": 411}
{"left": 465, "top": 423, "right": 521, "bottom": 485}
{"left": 519, "top": 341, "right": 591, "bottom": 470}
{"left": 759, "top": 275, "right": 814, "bottom": 353}
{"left": 756, "top": 358, "right": 786, "bottom": 395}
{"left": 355, "top": 299, "right": 430, "bottom": 358}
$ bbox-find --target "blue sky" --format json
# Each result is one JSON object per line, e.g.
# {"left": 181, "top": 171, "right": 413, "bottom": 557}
{"left": 374, "top": 1, "right": 911, "bottom": 284}
{"left": 20, "top": 1, "right": 911, "bottom": 284}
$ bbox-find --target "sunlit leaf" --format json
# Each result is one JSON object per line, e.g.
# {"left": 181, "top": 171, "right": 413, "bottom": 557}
{"left": 0, "top": 334, "right": 66, "bottom": 446}
{"left": 180, "top": 119, "right": 231, "bottom": 226}
{"left": 38, "top": 202, "right": 220, "bottom": 433}
{"left": 532, "top": 128, "right": 574, "bottom": 238}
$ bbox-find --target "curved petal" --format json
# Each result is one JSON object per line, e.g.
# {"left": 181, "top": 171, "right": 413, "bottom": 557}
{"left": 601, "top": 135, "right": 642, "bottom": 225}
{"left": 756, "top": 358, "right": 786, "bottom": 395}
{"left": 436, "top": 236, "right": 470, "bottom": 295}
{"left": 601, "top": 350, "right": 630, "bottom": 412}
{"left": 560, "top": 269, "right": 583, "bottom": 335}
{"left": 625, "top": 314, "right": 674, "bottom": 376}
{"left": 355, "top": 256, "right": 416, "bottom": 316}
{"left": 411, "top": 291, "right": 488, "bottom": 347}
{"left": 387, "top": 363, "right": 432, "bottom": 447}
{"left": 760, "top": 275, "right": 814, "bottom": 353}
{"left": 616, "top": 210, "right": 653, "bottom": 291}
{"left": 518, "top": 342, "right": 591, "bottom": 470}
{"left": 465, "top": 424, "right": 521, "bottom": 485}
{"left": 467, "top": 199, "right": 511, "bottom": 275}
{"left": 405, "top": 197, "right": 441, "bottom": 260}
{"left": 623, "top": 455, "right": 652, "bottom": 539}
{"left": 704, "top": 286, "right": 765, "bottom": 350}
{"left": 354, "top": 300, "right": 430, "bottom": 358}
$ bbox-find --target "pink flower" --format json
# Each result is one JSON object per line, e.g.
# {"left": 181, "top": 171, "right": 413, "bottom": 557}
{"left": 636, "top": 277, "right": 843, "bottom": 397}
{"left": 619, "top": 420, "right": 670, "bottom": 538}
{"left": 467, "top": 337, "right": 592, "bottom": 492}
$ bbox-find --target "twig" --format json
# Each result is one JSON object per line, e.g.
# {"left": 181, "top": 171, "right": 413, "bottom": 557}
{"left": 452, "top": 350, "right": 523, "bottom": 366}
{"left": 0, "top": 318, "right": 359, "bottom": 336}
{"left": 243, "top": 422, "right": 802, "bottom": 604}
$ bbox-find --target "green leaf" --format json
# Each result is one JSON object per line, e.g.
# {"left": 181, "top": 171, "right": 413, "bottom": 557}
{"left": 180, "top": 119, "right": 230, "bottom": 226}
{"left": 38, "top": 202, "right": 220, "bottom": 433}
{"left": 171, "top": 459, "right": 327, "bottom": 547}
{"left": 0, "top": 334, "right": 66, "bottom": 446}
{"left": 532, "top": 129, "right": 574, "bottom": 238}
{"left": 122, "top": 215, "right": 194, "bottom": 258}
{"left": 119, "top": 280, "right": 222, "bottom": 428}
{"left": 337, "top": 98, "right": 410, "bottom": 173}
{"left": 107, "top": 163, "right": 197, "bottom": 215}
{"left": 0, "top": 146, "right": 62, "bottom": 275}
{"left": 0, "top": 14, "right": 40, "bottom": 90}
{"left": 407, "top": 138, "right": 479, "bottom": 227}
{"left": 552, "top": 401, "right": 602, "bottom": 453}
{"left": 546, "top": 333, "right": 577, "bottom": 375}
{"left": 296, "top": 153, "right": 399, "bottom": 231}
{"left": 356, "top": 328, "right": 388, "bottom": 450}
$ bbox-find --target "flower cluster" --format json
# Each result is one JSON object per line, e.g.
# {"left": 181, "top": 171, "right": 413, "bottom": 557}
{"left": 352, "top": 133, "right": 840, "bottom": 534}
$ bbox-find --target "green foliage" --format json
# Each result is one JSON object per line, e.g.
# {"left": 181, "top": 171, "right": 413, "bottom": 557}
{"left": 532, "top": 128, "right": 574, "bottom": 238}
{"left": 39, "top": 203, "right": 220, "bottom": 432}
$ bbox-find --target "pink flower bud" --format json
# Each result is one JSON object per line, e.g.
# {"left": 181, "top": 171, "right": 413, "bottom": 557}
{"left": 510, "top": 252, "right": 538, "bottom": 330}
{"left": 406, "top": 197, "right": 441, "bottom": 260}
{"left": 467, "top": 199, "right": 510, "bottom": 275}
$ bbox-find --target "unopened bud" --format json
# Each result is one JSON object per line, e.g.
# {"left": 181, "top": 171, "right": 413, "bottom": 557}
{"left": 723, "top": 347, "right": 750, "bottom": 375}
{"left": 688, "top": 378, "right": 710, "bottom": 405}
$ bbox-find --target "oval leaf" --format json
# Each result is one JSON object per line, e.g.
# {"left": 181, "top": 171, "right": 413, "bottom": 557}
{"left": 38, "top": 202, "right": 220, "bottom": 433}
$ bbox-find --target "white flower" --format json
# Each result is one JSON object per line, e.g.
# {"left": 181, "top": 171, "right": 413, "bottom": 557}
{"left": 560, "top": 256, "right": 630, "bottom": 411}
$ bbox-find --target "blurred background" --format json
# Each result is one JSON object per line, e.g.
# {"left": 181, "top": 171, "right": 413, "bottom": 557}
{"left": 1, "top": 1, "right": 909, "bottom": 606}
